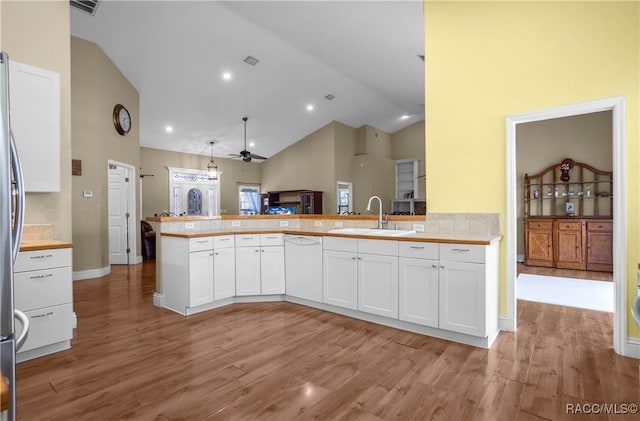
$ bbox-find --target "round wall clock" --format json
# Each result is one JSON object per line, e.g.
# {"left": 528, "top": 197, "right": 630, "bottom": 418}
{"left": 113, "top": 104, "right": 131, "bottom": 136}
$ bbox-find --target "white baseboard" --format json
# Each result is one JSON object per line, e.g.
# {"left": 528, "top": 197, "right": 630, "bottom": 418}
{"left": 153, "top": 292, "right": 165, "bottom": 307}
{"left": 73, "top": 266, "right": 111, "bottom": 281}
{"left": 135, "top": 255, "right": 143, "bottom": 264}
{"left": 517, "top": 254, "right": 525, "bottom": 263}
{"left": 499, "top": 315, "right": 514, "bottom": 332}
{"left": 72, "top": 312, "right": 77, "bottom": 329}
{"left": 624, "top": 337, "right": 640, "bottom": 359}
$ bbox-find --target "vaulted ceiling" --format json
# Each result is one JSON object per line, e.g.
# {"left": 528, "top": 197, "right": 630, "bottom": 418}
{"left": 70, "top": 1, "right": 424, "bottom": 160}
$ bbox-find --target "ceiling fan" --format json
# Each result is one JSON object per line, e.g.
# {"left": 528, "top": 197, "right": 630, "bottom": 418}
{"left": 228, "top": 116, "right": 267, "bottom": 162}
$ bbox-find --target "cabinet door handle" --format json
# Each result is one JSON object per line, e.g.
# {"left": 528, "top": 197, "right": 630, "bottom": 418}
{"left": 242, "top": 237, "right": 255, "bottom": 240}
{"left": 266, "top": 236, "right": 278, "bottom": 239}
{"left": 440, "top": 265, "right": 445, "bottom": 269}
{"left": 196, "top": 240, "right": 208, "bottom": 243}
{"left": 410, "top": 246, "right": 425, "bottom": 250}
{"left": 352, "top": 257, "right": 357, "bottom": 260}
{"left": 214, "top": 252, "right": 219, "bottom": 255}
{"left": 261, "top": 249, "right": 265, "bottom": 252}
{"left": 219, "top": 238, "right": 230, "bottom": 241}
{"left": 30, "top": 254, "right": 53, "bottom": 259}
{"left": 431, "top": 264, "right": 437, "bottom": 268}
{"left": 255, "top": 249, "right": 260, "bottom": 253}
{"left": 357, "top": 257, "right": 362, "bottom": 260}
{"left": 29, "top": 273, "right": 53, "bottom": 280}
{"left": 451, "top": 248, "right": 470, "bottom": 253}
{"left": 32, "top": 311, "right": 54, "bottom": 319}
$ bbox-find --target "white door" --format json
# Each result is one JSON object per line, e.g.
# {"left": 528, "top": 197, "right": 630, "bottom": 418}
{"left": 235, "top": 247, "right": 261, "bottom": 296}
{"left": 260, "top": 246, "right": 285, "bottom": 295}
{"left": 322, "top": 250, "right": 358, "bottom": 310}
{"left": 357, "top": 253, "right": 399, "bottom": 318}
{"left": 108, "top": 166, "right": 129, "bottom": 264}
{"left": 438, "top": 261, "right": 486, "bottom": 337}
{"left": 399, "top": 257, "right": 439, "bottom": 327}
{"left": 188, "top": 250, "right": 214, "bottom": 307}
{"left": 214, "top": 247, "right": 235, "bottom": 300}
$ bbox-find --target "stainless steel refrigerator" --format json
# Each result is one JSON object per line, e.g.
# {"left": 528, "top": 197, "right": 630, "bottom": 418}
{"left": 0, "top": 51, "right": 29, "bottom": 421}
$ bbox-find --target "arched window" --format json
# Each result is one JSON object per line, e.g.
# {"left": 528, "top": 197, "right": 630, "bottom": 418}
{"left": 187, "top": 188, "right": 203, "bottom": 215}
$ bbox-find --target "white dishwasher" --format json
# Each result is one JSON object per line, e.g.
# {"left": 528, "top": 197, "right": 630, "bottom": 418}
{"left": 284, "top": 235, "right": 323, "bottom": 303}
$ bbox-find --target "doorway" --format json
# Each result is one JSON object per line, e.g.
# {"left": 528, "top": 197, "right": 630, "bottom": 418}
{"left": 505, "top": 97, "right": 627, "bottom": 356}
{"left": 108, "top": 160, "right": 137, "bottom": 265}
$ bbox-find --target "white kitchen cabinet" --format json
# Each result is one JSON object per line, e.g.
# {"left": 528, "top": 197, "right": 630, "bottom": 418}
{"left": 162, "top": 236, "right": 214, "bottom": 314}
{"left": 399, "top": 257, "right": 439, "bottom": 327}
{"left": 357, "top": 253, "right": 398, "bottom": 318}
{"left": 235, "top": 234, "right": 285, "bottom": 296}
{"left": 438, "top": 243, "right": 498, "bottom": 338}
{"left": 14, "top": 247, "right": 73, "bottom": 361}
{"left": 213, "top": 235, "right": 235, "bottom": 301}
{"left": 284, "top": 235, "right": 323, "bottom": 303}
{"left": 9, "top": 60, "right": 61, "bottom": 192}
{"left": 323, "top": 249, "right": 358, "bottom": 310}
{"left": 235, "top": 245, "right": 261, "bottom": 296}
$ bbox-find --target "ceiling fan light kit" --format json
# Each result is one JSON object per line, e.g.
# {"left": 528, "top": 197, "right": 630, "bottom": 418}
{"left": 228, "top": 116, "right": 267, "bottom": 163}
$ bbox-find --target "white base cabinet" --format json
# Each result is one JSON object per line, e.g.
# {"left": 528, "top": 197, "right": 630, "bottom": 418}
{"left": 284, "top": 235, "right": 323, "bottom": 303}
{"left": 357, "top": 253, "right": 398, "bottom": 319}
{"left": 14, "top": 247, "right": 73, "bottom": 361}
{"left": 398, "top": 241, "right": 439, "bottom": 328}
{"left": 323, "top": 249, "right": 358, "bottom": 310}
{"left": 213, "top": 235, "right": 235, "bottom": 301}
{"left": 235, "top": 234, "right": 285, "bottom": 296}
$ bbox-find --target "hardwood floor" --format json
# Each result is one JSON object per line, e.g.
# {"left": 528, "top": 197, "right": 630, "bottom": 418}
{"left": 517, "top": 263, "right": 613, "bottom": 282}
{"left": 16, "top": 262, "right": 638, "bottom": 420}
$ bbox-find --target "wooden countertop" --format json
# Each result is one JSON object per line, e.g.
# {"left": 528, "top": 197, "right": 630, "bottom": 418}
{"left": 161, "top": 229, "right": 500, "bottom": 245}
{"left": 19, "top": 239, "right": 73, "bottom": 252}
{"left": 146, "top": 214, "right": 425, "bottom": 222}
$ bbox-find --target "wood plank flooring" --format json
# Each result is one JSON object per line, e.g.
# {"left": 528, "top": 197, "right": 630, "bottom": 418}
{"left": 517, "top": 263, "right": 613, "bottom": 282}
{"left": 16, "top": 262, "right": 638, "bottom": 420}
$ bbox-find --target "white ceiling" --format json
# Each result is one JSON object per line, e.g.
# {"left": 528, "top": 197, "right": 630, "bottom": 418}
{"left": 70, "top": 0, "right": 424, "bottom": 160}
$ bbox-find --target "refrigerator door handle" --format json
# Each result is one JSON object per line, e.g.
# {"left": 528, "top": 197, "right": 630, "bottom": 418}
{"left": 10, "top": 131, "right": 24, "bottom": 262}
{"left": 14, "top": 309, "right": 29, "bottom": 351}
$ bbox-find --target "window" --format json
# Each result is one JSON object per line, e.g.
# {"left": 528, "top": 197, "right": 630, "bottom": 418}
{"left": 239, "top": 185, "right": 261, "bottom": 215}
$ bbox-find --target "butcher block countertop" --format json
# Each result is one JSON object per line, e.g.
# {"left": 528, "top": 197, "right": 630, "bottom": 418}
{"left": 161, "top": 228, "right": 500, "bottom": 246}
{"left": 19, "top": 239, "right": 73, "bottom": 252}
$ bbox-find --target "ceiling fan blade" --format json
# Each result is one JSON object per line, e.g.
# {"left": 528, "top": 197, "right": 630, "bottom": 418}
{"left": 228, "top": 153, "right": 242, "bottom": 158}
{"left": 249, "top": 153, "right": 267, "bottom": 160}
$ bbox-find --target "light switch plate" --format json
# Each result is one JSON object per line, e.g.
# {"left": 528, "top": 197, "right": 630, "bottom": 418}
{"left": 334, "top": 221, "right": 344, "bottom": 228}
{"left": 314, "top": 221, "right": 322, "bottom": 227}
{"left": 413, "top": 224, "right": 425, "bottom": 232}
{"left": 82, "top": 190, "right": 92, "bottom": 198}
{"left": 231, "top": 221, "right": 241, "bottom": 227}
{"left": 279, "top": 220, "right": 289, "bottom": 227}
{"left": 185, "top": 223, "right": 194, "bottom": 229}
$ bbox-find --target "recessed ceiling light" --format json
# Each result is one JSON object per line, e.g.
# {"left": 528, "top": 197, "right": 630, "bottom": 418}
{"left": 400, "top": 114, "right": 410, "bottom": 120}
{"left": 306, "top": 104, "right": 314, "bottom": 111}
{"left": 222, "top": 72, "right": 232, "bottom": 80}
{"left": 165, "top": 126, "right": 174, "bottom": 133}
{"left": 249, "top": 142, "right": 255, "bottom": 147}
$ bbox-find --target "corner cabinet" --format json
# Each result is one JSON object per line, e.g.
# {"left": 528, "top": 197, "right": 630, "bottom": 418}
{"left": 9, "top": 60, "right": 61, "bottom": 192}
{"left": 524, "top": 158, "right": 612, "bottom": 272}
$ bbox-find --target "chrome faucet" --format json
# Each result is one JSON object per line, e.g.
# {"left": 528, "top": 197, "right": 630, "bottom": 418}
{"left": 366, "top": 195, "right": 387, "bottom": 229}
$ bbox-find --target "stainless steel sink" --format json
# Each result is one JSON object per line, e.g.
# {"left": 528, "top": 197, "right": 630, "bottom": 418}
{"left": 328, "top": 228, "right": 416, "bottom": 237}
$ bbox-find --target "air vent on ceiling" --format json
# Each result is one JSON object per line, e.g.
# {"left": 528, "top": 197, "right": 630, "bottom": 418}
{"left": 324, "top": 94, "right": 335, "bottom": 101}
{"left": 70, "top": 0, "right": 100, "bottom": 15}
{"left": 243, "top": 56, "right": 260, "bottom": 66}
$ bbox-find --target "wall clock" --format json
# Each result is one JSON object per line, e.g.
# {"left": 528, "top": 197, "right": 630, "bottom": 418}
{"left": 113, "top": 104, "right": 131, "bottom": 136}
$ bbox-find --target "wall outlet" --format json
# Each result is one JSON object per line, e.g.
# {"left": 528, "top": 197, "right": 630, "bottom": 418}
{"left": 82, "top": 190, "right": 93, "bottom": 198}
{"left": 231, "top": 221, "right": 241, "bottom": 227}
{"left": 314, "top": 221, "right": 322, "bottom": 227}
{"left": 279, "top": 220, "right": 289, "bottom": 227}
{"left": 334, "top": 221, "right": 344, "bottom": 228}
{"left": 185, "top": 223, "right": 194, "bottom": 230}
{"left": 413, "top": 224, "right": 425, "bottom": 232}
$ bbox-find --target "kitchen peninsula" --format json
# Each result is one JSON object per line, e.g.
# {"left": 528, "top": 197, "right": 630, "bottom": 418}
{"left": 148, "top": 214, "right": 501, "bottom": 349}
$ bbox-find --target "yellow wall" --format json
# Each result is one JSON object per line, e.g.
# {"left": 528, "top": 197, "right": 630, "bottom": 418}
{"left": 1, "top": 0, "right": 72, "bottom": 242}
{"left": 425, "top": 1, "right": 639, "bottom": 336}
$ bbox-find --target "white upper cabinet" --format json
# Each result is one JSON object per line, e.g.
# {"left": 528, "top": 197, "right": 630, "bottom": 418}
{"left": 9, "top": 60, "right": 61, "bottom": 192}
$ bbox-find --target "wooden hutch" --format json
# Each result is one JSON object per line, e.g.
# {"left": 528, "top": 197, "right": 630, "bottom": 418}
{"left": 524, "top": 158, "right": 612, "bottom": 272}
{"left": 261, "top": 190, "right": 323, "bottom": 214}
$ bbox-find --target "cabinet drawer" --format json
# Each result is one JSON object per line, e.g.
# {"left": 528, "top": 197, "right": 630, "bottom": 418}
{"left": 557, "top": 221, "right": 581, "bottom": 231}
{"left": 213, "top": 235, "right": 235, "bottom": 249}
{"left": 16, "top": 303, "right": 73, "bottom": 353}
{"left": 527, "top": 220, "right": 552, "bottom": 230}
{"left": 323, "top": 236, "right": 357, "bottom": 252}
{"left": 260, "top": 233, "right": 284, "bottom": 246}
{"left": 587, "top": 221, "right": 612, "bottom": 232}
{"left": 358, "top": 239, "right": 398, "bottom": 256}
{"left": 14, "top": 266, "right": 72, "bottom": 311}
{"left": 14, "top": 248, "right": 71, "bottom": 273}
{"left": 189, "top": 237, "right": 213, "bottom": 252}
{"left": 398, "top": 242, "right": 438, "bottom": 260}
{"left": 439, "top": 244, "right": 485, "bottom": 264}
{"left": 235, "top": 234, "right": 260, "bottom": 247}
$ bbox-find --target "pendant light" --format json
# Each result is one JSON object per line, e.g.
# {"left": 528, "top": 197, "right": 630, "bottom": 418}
{"left": 207, "top": 141, "right": 218, "bottom": 180}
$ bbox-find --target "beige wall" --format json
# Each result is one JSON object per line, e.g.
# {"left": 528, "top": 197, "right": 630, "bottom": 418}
{"left": 515, "top": 111, "right": 612, "bottom": 256}
{"left": 140, "top": 147, "right": 261, "bottom": 217}
{"left": 1, "top": 0, "right": 72, "bottom": 242}
{"left": 392, "top": 120, "right": 425, "bottom": 199}
{"left": 71, "top": 37, "right": 140, "bottom": 271}
{"left": 260, "top": 122, "right": 336, "bottom": 213}
{"left": 351, "top": 154, "right": 395, "bottom": 214}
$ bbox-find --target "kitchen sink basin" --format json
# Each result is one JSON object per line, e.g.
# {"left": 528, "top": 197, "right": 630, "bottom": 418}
{"left": 328, "top": 228, "right": 416, "bottom": 237}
